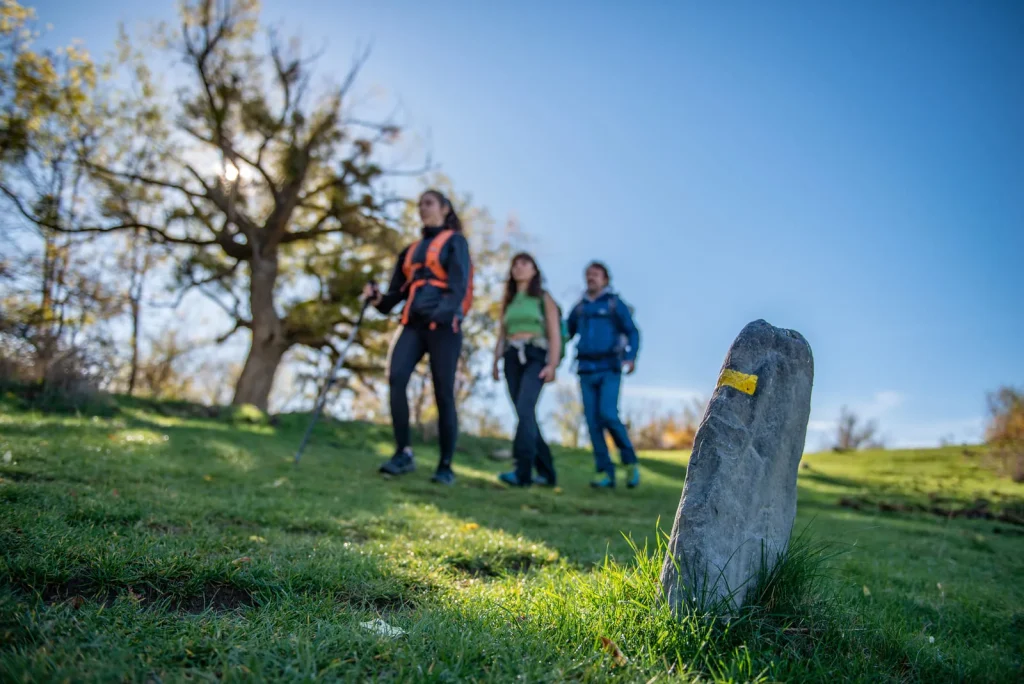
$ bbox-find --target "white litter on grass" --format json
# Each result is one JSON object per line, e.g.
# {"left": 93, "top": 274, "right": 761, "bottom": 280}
{"left": 360, "top": 619, "right": 406, "bottom": 639}
{"left": 2, "top": 451, "right": 11, "bottom": 464}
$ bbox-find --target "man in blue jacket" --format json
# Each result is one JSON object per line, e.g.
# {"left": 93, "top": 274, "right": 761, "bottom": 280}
{"left": 567, "top": 261, "right": 641, "bottom": 489}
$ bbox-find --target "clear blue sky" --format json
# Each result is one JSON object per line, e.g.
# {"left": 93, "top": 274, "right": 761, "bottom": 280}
{"left": 34, "top": 0, "right": 1024, "bottom": 447}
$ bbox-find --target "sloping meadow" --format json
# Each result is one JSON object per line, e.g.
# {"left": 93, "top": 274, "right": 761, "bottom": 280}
{"left": 1, "top": 396, "right": 1021, "bottom": 681}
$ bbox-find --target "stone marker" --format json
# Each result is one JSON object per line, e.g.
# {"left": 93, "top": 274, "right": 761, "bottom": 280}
{"left": 660, "top": 319, "right": 814, "bottom": 614}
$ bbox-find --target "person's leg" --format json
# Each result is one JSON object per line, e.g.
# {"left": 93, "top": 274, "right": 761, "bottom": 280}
{"left": 425, "top": 323, "right": 463, "bottom": 479}
{"left": 534, "top": 427, "right": 556, "bottom": 485}
{"left": 498, "top": 348, "right": 530, "bottom": 486}
{"left": 382, "top": 326, "right": 426, "bottom": 473}
{"left": 580, "top": 373, "right": 612, "bottom": 477}
{"left": 597, "top": 371, "right": 638, "bottom": 466}
{"left": 509, "top": 350, "right": 546, "bottom": 485}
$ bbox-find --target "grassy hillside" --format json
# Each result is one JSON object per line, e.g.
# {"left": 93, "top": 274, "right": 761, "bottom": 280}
{"left": 1, "top": 394, "right": 1022, "bottom": 682}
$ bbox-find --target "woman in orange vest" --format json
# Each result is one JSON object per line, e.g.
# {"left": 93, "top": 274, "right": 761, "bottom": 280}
{"left": 362, "top": 190, "right": 473, "bottom": 485}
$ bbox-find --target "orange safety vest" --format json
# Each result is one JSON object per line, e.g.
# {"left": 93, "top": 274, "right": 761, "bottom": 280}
{"left": 400, "top": 229, "right": 474, "bottom": 326}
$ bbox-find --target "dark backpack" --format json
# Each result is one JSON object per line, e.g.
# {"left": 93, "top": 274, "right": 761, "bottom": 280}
{"left": 537, "top": 295, "right": 570, "bottom": 366}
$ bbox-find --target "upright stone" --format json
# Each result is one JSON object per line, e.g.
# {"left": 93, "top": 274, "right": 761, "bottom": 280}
{"left": 660, "top": 319, "right": 814, "bottom": 614}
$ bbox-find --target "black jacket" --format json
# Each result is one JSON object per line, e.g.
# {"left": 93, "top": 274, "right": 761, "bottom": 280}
{"left": 375, "top": 225, "right": 471, "bottom": 326}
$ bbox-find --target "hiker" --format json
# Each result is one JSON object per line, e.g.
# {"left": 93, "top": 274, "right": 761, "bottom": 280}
{"left": 491, "top": 253, "right": 563, "bottom": 488}
{"left": 362, "top": 190, "right": 473, "bottom": 486}
{"left": 567, "top": 261, "right": 641, "bottom": 489}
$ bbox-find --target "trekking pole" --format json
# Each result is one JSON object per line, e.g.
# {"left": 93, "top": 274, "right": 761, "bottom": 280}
{"left": 293, "top": 292, "right": 374, "bottom": 465}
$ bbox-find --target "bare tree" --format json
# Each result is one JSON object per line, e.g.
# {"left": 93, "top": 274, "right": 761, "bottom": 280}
{"left": 832, "top": 405, "right": 885, "bottom": 452}
{"left": 548, "top": 381, "right": 586, "bottom": 448}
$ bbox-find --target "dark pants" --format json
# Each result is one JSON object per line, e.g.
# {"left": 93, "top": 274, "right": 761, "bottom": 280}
{"left": 504, "top": 345, "right": 556, "bottom": 485}
{"left": 388, "top": 322, "right": 462, "bottom": 469}
{"left": 579, "top": 370, "right": 637, "bottom": 476}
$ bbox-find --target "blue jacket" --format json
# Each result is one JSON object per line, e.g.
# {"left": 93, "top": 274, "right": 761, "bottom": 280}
{"left": 567, "top": 290, "right": 639, "bottom": 374}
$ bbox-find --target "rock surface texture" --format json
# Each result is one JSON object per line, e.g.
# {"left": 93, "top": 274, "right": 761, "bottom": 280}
{"left": 660, "top": 319, "right": 814, "bottom": 614}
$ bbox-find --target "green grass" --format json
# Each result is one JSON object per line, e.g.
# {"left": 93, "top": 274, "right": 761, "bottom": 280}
{"left": 1, "top": 393, "right": 1022, "bottom": 682}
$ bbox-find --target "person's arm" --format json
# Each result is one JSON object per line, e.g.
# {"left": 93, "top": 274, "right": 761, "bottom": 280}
{"left": 432, "top": 233, "right": 471, "bottom": 325}
{"left": 614, "top": 296, "right": 640, "bottom": 367}
{"left": 492, "top": 318, "right": 506, "bottom": 381}
{"left": 539, "top": 293, "right": 562, "bottom": 381}
{"left": 374, "top": 246, "right": 410, "bottom": 314}
{"left": 543, "top": 293, "right": 561, "bottom": 367}
{"left": 566, "top": 301, "right": 580, "bottom": 338}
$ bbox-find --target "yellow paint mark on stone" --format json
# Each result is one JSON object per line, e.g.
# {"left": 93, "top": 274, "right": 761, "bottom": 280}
{"left": 717, "top": 368, "right": 758, "bottom": 395}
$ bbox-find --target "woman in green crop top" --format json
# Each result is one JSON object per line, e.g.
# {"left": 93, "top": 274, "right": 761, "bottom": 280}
{"left": 492, "top": 252, "right": 563, "bottom": 487}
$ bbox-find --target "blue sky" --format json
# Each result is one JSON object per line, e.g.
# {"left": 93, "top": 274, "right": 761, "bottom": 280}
{"left": 32, "top": 0, "right": 1024, "bottom": 448}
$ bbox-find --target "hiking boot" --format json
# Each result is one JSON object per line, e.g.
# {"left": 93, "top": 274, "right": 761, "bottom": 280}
{"left": 626, "top": 465, "right": 640, "bottom": 489}
{"left": 590, "top": 474, "right": 615, "bottom": 489}
{"left": 431, "top": 468, "right": 456, "bottom": 486}
{"left": 379, "top": 449, "right": 415, "bottom": 476}
{"left": 533, "top": 474, "right": 556, "bottom": 487}
{"left": 498, "top": 471, "right": 529, "bottom": 487}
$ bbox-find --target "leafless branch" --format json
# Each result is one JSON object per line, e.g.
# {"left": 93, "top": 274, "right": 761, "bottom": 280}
{"left": 0, "top": 183, "right": 216, "bottom": 247}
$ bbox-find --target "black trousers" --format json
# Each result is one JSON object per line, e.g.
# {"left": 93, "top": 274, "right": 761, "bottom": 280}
{"left": 504, "top": 345, "right": 556, "bottom": 485}
{"left": 387, "top": 322, "right": 462, "bottom": 469}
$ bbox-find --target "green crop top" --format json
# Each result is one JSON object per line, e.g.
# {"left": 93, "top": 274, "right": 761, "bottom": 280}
{"left": 504, "top": 291, "right": 546, "bottom": 338}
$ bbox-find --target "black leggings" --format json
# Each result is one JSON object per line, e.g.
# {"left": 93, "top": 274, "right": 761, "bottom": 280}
{"left": 504, "top": 344, "right": 556, "bottom": 485}
{"left": 388, "top": 322, "right": 462, "bottom": 469}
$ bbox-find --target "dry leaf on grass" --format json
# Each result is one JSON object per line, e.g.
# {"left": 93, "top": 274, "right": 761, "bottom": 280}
{"left": 249, "top": 535, "right": 266, "bottom": 543}
{"left": 232, "top": 556, "right": 252, "bottom": 566}
{"left": 599, "top": 636, "right": 629, "bottom": 667}
{"left": 460, "top": 522, "right": 480, "bottom": 532}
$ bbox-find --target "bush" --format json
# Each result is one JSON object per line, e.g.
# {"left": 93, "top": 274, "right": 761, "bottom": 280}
{"left": 0, "top": 336, "right": 118, "bottom": 415}
{"left": 985, "top": 386, "right": 1024, "bottom": 482}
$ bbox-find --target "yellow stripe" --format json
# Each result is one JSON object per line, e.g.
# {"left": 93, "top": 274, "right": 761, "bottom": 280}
{"left": 717, "top": 368, "right": 758, "bottom": 395}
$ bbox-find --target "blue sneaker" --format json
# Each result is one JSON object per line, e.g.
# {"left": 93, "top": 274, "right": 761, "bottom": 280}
{"left": 590, "top": 474, "right": 615, "bottom": 489}
{"left": 379, "top": 449, "right": 415, "bottom": 476}
{"left": 431, "top": 468, "right": 456, "bottom": 486}
{"left": 626, "top": 465, "right": 640, "bottom": 489}
{"left": 498, "top": 471, "right": 529, "bottom": 487}
{"left": 533, "top": 474, "right": 556, "bottom": 487}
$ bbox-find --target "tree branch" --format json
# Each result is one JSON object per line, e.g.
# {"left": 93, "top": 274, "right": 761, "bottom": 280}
{"left": 215, "top": 318, "right": 252, "bottom": 344}
{"left": 0, "top": 183, "right": 216, "bottom": 247}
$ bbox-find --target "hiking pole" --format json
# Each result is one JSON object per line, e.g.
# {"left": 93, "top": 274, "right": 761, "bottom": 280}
{"left": 293, "top": 291, "right": 374, "bottom": 465}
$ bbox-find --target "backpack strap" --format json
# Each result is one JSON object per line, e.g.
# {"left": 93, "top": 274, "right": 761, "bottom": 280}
{"left": 424, "top": 229, "right": 454, "bottom": 280}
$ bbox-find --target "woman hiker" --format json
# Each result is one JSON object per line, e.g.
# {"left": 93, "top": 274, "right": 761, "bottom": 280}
{"left": 491, "top": 253, "right": 562, "bottom": 488}
{"left": 362, "top": 190, "right": 473, "bottom": 486}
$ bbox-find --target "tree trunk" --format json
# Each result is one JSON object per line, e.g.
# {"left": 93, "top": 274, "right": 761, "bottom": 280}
{"left": 128, "top": 295, "right": 140, "bottom": 396}
{"left": 232, "top": 252, "right": 289, "bottom": 411}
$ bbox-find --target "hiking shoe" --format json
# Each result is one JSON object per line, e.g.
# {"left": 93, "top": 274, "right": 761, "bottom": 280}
{"left": 498, "top": 471, "right": 529, "bottom": 487}
{"left": 431, "top": 468, "right": 456, "bottom": 486}
{"left": 626, "top": 465, "right": 640, "bottom": 489}
{"left": 533, "top": 474, "right": 556, "bottom": 487}
{"left": 379, "top": 449, "right": 415, "bottom": 476}
{"left": 590, "top": 474, "right": 616, "bottom": 489}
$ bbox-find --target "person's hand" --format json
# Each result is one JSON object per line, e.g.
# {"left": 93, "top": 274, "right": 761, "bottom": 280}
{"left": 622, "top": 360, "right": 636, "bottom": 375}
{"left": 361, "top": 282, "right": 380, "bottom": 305}
{"left": 539, "top": 364, "right": 557, "bottom": 383}
{"left": 492, "top": 361, "right": 501, "bottom": 382}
